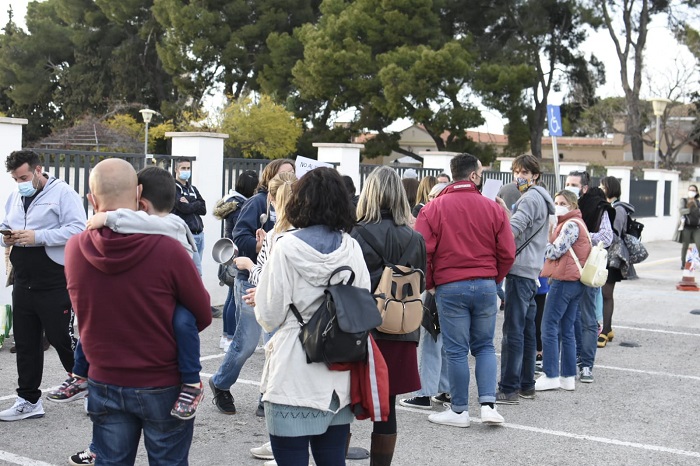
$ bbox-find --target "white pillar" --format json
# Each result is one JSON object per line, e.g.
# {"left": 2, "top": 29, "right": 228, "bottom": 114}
{"left": 313, "top": 143, "right": 363, "bottom": 189}
{"left": 497, "top": 157, "right": 515, "bottom": 173}
{"left": 166, "top": 132, "right": 229, "bottom": 304}
{"left": 420, "top": 151, "right": 459, "bottom": 177}
{"left": 643, "top": 169, "right": 679, "bottom": 217}
{"left": 0, "top": 118, "right": 27, "bottom": 310}
{"left": 606, "top": 166, "right": 632, "bottom": 203}
{"left": 559, "top": 162, "right": 590, "bottom": 177}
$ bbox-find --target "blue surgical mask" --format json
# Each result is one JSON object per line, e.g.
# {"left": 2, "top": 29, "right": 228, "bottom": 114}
{"left": 565, "top": 186, "right": 580, "bottom": 197}
{"left": 178, "top": 170, "right": 191, "bottom": 181}
{"left": 17, "top": 174, "right": 38, "bottom": 197}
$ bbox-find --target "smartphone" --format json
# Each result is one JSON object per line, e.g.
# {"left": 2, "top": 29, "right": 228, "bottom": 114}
{"left": 0, "top": 229, "right": 12, "bottom": 236}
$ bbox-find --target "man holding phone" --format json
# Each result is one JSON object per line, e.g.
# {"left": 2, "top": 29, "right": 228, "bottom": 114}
{"left": 0, "top": 150, "right": 85, "bottom": 421}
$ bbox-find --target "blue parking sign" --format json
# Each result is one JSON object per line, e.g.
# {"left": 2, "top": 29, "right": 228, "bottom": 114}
{"left": 547, "top": 105, "right": 562, "bottom": 137}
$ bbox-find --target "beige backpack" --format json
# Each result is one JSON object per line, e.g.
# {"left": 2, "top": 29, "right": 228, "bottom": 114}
{"left": 356, "top": 227, "right": 425, "bottom": 335}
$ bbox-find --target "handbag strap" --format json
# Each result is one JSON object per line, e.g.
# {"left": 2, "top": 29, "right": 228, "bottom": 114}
{"left": 515, "top": 220, "right": 546, "bottom": 256}
{"left": 355, "top": 224, "right": 416, "bottom": 267}
{"left": 564, "top": 218, "right": 592, "bottom": 274}
{"left": 289, "top": 303, "right": 305, "bottom": 326}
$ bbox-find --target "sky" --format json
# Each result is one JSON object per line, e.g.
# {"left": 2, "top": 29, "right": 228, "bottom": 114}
{"left": 2, "top": 0, "right": 698, "bottom": 135}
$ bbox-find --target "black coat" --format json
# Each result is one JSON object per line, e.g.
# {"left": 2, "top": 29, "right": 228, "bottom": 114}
{"left": 351, "top": 212, "right": 427, "bottom": 343}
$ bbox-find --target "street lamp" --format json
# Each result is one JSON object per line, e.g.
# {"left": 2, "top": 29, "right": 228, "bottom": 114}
{"left": 139, "top": 108, "right": 157, "bottom": 156}
{"left": 651, "top": 98, "right": 670, "bottom": 169}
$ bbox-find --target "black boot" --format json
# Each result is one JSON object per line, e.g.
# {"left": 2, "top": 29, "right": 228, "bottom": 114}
{"left": 370, "top": 433, "right": 397, "bottom": 466}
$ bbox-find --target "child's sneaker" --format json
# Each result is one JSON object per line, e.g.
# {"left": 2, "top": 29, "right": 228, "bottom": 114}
{"left": 171, "top": 382, "right": 204, "bottom": 420}
{"left": 46, "top": 375, "right": 88, "bottom": 403}
{"left": 68, "top": 448, "right": 95, "bottom": 465}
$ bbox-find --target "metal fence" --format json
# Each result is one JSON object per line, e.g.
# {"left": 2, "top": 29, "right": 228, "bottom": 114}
{"left": 222, "top": 158, "right": 272, "bottom": 195}
{"left": 359, "top": 164, "right": 444, "bottom": 189}
{"left": 28, "top": 149, "right": 194, "bottom": 213}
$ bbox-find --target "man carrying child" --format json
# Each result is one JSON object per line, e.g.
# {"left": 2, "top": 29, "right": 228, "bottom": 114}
{"left": 64, "top": 159, "right": 211, "bottom": 465}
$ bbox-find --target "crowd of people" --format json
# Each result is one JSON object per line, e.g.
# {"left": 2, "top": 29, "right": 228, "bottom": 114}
{"left": 0, "top": 149, "right": 687, "bottom": 466}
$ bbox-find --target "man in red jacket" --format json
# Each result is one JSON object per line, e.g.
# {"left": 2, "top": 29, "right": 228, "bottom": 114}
{"left": 415, "top": 153, "right": 515, "bottom": 428}
{"left": 64, "top": 158, "right": 211, "bottom": 465}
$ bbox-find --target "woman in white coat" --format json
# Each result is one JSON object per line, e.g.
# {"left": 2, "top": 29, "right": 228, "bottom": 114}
{"left": 255, "top": 168, "right": 370, "bottom": 466}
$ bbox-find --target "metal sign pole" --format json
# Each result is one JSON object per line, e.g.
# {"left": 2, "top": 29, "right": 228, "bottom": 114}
{"left": 551, "top": 135, "right": 560, "bottom": 192}
{"left": 546, "top": 104, "right": 563, "bottom": 193}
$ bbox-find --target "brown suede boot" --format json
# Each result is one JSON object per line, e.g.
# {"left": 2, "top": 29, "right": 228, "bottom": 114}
{"left": 370, "top": 433, "right": 397, "bottom": 466}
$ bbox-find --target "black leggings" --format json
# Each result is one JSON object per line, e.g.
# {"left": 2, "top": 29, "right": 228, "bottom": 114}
{"left": 601, "top": 281, "right": 617, "bottom": 335}
{"left": 372, "top": 395, "right": 397, "bottom": 435}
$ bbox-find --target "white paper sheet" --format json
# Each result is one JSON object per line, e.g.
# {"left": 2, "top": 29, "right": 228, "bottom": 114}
{"left": 482, "top": 178, "right": 503, "bottom": 201}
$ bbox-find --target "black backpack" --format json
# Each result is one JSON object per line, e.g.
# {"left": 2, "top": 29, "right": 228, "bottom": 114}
{"left": 290, "top": 266, "right": 383, "bottom": 366}
{"left": 626, "top": 212, "right": 644, "bottom": 240}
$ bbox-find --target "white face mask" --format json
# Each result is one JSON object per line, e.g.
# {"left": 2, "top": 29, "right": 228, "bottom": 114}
{"left": 555, "top": 205, "right": 570, "bottom": 217}
{"left": 689, "top": 191, "right": 698, "bottom": 199}
{"left": 564, "top": 186, "right": 580, "bottom": 197}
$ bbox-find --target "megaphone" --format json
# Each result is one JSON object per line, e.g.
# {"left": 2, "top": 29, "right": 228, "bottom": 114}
{"left": 212, "top": 238, "right": 238, "bottom": 265}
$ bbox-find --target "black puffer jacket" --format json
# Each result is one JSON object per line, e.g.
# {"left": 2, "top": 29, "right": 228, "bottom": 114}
{"left": 351, "top": 212, "right": 427, "bottom": 343}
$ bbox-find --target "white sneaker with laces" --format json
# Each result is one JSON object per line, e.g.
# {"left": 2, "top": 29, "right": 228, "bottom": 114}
{"left": 560, "top": 376, "right": 575, "bottom": 391}
{"left": 535, "top": 376, "right": 561, "bottom": 391}
{"left": 251, "top": 441, "right": 274, "bottom": 460}
{"left": 428, "top": 407, "right": 470, "bottom": 428}
{"left": 0, "top": 397, "right": 45, "bottom": 421}
{"left": 480, "top": 405, "right": 505, "bottom": 425}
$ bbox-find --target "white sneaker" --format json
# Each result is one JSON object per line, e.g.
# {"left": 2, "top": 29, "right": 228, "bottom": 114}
{"left": 480, "top": 405, "right": 504, "bottom": 425}
{"left": 560, "top": 376, "right": 575, "bottom": 391}
{"left": 428, "top": 407, "right": 470, "bottom": 428}
{"left": 219, "top": 336, "right": 227, "bottom": 349}
{"left": 535, "top": 376, "right": 561, "bottom": 391}
{"left": 0, "top": 397, "right": 45, "bottom": 421}
{"left": 251, "top": 441, "right": 274, "bottom": 460}
{"left": 223, "top": 339, "right": 232, "bottom": 353}
{"left": 263, "top": 461, "right": 277, "bottom": 466}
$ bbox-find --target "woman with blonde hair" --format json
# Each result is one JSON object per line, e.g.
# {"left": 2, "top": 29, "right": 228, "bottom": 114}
{"left": 210, "top": 159, "right": 294, "bottom": 416}
{"left": 536, "top": 190, "right": 592, "bottom": 392}
{"left": 412, "top": 176, "right": 437, "bottom": 218}
{"left": 351, "top": 166, "right": 426, "bottom": 465}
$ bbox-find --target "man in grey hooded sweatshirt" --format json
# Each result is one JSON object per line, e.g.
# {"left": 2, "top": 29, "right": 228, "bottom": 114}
{"left": 496, "top": 154, "right": 555, "bottom": 404}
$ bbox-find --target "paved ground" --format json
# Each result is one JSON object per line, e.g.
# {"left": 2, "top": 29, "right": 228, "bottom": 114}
{"left": 0, "top": 240, "right": 699, "bottom": 465}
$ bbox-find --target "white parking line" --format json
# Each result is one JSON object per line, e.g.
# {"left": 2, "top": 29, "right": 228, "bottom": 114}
{"left": 0, "top": 451, "right": 57, "bottom": 466}
{"left": 614, "top": 325, "right": 700, "bottom": 337}
{"left": 398, "top": 405, "right": 700, "bottom": 458}
{"left": 596, "top": 364, "right": 700, "bottom": 381}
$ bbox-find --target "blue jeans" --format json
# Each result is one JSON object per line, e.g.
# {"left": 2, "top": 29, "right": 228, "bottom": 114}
{"left": 574, "top": 286, "right": 598, "bottom": 369}
{"left": 222, "top": 286, "right": 236, "bottom": 338}
{"left": 499, "top": 275, "right": 538, "bottom": 394}
{"left": 88, "top": 380, "right": 194, "bottom": 465}
{"left": 73, "top": 339, "right": 89, "bottom": 378}
{"left": 435, "top": 279, "right": 498, "bottom": 412}
{"left": 270, "top": 424, "right": 349, "bottom": 466}
{"left": 192, "top": 232, "right": 205, "bottom": 276}
{"left": 211, "top": 277, "right": 261, "bottom": 390}
{"left": 173, "top": 304, "right": 202, "bottom": 385}
{"left": 541, "top": 280, "right": 585, "bottom": 378}
{"left": 74, "top": 305, "right": 201, "bottom": 385}
{"left": 416, "top": 327, "right": 449, "bottom": 397}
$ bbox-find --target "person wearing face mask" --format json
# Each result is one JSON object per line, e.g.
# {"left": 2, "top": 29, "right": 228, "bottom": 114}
{"left": 536, "top": 190, "right": 592, "bottom": 392}
{"left": 0, "top": 150, "right": 86, "bottom": 422}
{"left": 564, "top": 171, "right": 614, "bottom": 380}
{"left": 172, "top": 158, "right": 207, "bottom": 275}
{"left": 679, "top": 184, "right": 700, "bottom": 269}
{"left": 495, "top": 154, "right": 555, "bottom": 405}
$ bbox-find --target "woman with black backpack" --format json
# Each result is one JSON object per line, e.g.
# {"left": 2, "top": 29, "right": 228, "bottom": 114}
{"left": 679, "top": 185, "right": 700, "bottom": 269}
